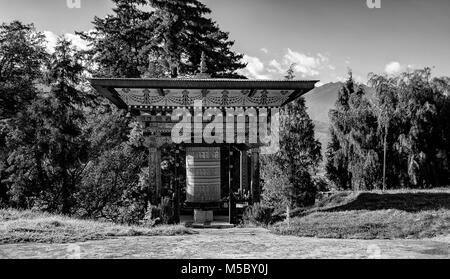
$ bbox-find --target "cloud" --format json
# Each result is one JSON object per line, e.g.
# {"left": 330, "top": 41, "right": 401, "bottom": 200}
{"left": 267, "top": 48, "right": 330, "bottom": 78}
{"left": 238, "top": 55, "right": 271, "bottom": 79}
{"left": 239, "top": 48, "right": 334, "bottom": 80}
{"left": 44, "top": 30, "right": 90, "bottom": 53}
{"left": 284, "top": 48, "right": 319, "bottom": 69}
{"left": 260, "top": 47, "right": 268, "bottom": 54}
{"left": 268, "top": 59, "right": 283, "bottom": 73}
{"left": 317, "top": 53, "right": 329, "bottom": 63}
{"left": 385, "top": 61, "right": 402, "bottom": 75}
{"left": 281, "top": 49, "right": 321, "bottom": 77}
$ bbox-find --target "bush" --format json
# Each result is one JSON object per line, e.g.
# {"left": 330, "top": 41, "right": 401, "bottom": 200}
{"left": 141, "top": 203, "right": 161, "bottom": 227}
{"left": 242, "top": 203, "right": 274, "bottom": 226}
{"left": 74, "top": 143, "right": 149, "bottom": 224}
{"left": 141, "top": 197, "right": 174, "bottom": 227}
{"left": 159, "top": 197, "right": 174, "bottom": 224}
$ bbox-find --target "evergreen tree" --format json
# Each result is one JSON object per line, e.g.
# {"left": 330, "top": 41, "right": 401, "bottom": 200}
{"left": 5, "top": 38, "right": 89, "bottom": 212}
{"left": 325, "top": 129, "right": 351, "bottom": 190}
{"left": 0, "top": 21, "right": 48, "bottom": 119}
{"left": 80, "top": 0, "right": 246, "bottom": 78}
{"left": 328, "top": 68, "right": 450, "bottom": 190}
{"left": 0, "top": 21, "right": 48, "bottom": 204}
{"left": 262, "top": 64, "right": 321, "bottom": 209}
{"left": 325, "top": 73, "right": 354, "bottom": 189}
{"left": 347, "top": 85, "right": 381, "bottom": 190}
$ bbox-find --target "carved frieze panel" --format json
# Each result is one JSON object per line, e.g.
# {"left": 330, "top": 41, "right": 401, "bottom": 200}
{"left": 117, "top": 88, "right": 292, "bottom": 108}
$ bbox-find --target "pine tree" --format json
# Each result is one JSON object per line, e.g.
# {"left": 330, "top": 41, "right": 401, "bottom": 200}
{"left": 325, "top": 73, "right": 354, "bottom": 189}
{"left": 325, "top": 129, "right": 351, "bottom": 190}
{"left": 0, "top": 21, "right": 48, "bottom": 204}
{"left": 346, "top": 85, "right": 381, "bottom": 190}
{"left": 262, "top": 64, "right": 321, "bottom": 209}
{"left": 0, "top": 21, "right": 48, "bottom": 118}
{"left": 5, "top": 38, "right": 89, "bottom": 212}
{"left": 80, "top": 0, "right": 246, "bottom": 78}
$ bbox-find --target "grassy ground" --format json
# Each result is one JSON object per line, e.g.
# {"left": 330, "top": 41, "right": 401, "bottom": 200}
{"left": 0, "top": 209, "right": 196, "bottom": 244}
{"left": 270, "top": 188, "right": 450, "bottom": 239}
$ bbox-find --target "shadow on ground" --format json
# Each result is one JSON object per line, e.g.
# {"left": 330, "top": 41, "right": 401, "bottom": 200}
{"left": 324, "top": 192, "right": 450, "bottom": 213}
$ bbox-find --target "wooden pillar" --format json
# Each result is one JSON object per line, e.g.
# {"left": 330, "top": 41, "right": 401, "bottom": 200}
{"left": 148, "top": 145, "right": 162, "bottom": 205}
{"left": 240, "top": 149, "right": 249, "bottom": 197}
{"left": 173, "top": 148, "right": 181, "bottom": 223}
{"left": 156, "top": 148, "right": 162, "bottom": 201}
{"left": 148, "top": 147, "right": 156, "bottom": 204}
{"left": 250, "top": 148, "right": 260, "bottom": 204}
{"left": 228, "top": 146, "right": 236, "bottom": 224}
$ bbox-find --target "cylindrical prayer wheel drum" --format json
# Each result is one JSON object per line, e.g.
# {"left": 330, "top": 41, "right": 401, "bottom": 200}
{"left": 186, "top": 147, "right": 221, "bottom": 203}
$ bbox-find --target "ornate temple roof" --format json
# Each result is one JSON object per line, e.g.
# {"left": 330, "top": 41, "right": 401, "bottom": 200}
{"left": 90, "top": 78, "right": 318, "bottom": 110}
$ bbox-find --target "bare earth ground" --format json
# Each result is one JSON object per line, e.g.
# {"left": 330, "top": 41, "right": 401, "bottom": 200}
{"left": 0, "top": 228, "right": 448, "bottom": 259}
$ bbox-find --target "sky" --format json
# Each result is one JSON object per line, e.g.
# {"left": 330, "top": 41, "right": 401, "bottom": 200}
{"left": 1, "top": 0, "right": 449, "bottom": 85}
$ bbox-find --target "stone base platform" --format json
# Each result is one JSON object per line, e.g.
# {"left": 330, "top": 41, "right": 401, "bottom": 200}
{"left": 180, "top": 215, "right": 235, "bottom": 229}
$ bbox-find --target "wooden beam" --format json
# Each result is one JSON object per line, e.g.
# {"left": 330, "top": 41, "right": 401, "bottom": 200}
{"left": 248, "top": 89, "right": 257, "bottom": 98}
{"left": 90, "top": 78, "right": 319, "bottom": 90}
{"left": 92, "top": 85, "right": 128, "bottom": 109}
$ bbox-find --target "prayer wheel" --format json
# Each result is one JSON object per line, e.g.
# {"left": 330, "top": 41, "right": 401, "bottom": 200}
{"left": 186, "top": 147, "right": 221, "bottom": 203}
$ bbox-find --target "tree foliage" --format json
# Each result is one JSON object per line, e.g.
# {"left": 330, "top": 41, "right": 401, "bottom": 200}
{"left": 261, "top": 65, "right": 322, "bottom": 209}
{"left": 326, "top": 68, "right": 450, "bottom": 190}
{"left": 79, "top": 0, "right": 246, "bottom": 78}
{"left": 0, "top": 21, "right": 48, "bottom": 119}
{"left": 4, "top": 38, "right": 89, "bottom": 212}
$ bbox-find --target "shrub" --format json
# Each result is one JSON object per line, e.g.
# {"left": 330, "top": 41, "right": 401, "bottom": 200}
{"left": 74, "top": 143, "right": 149, "bottom": 224}
{"left": 242, "top": 203, "right": 274, "bottom": 226}
{"left": 141, "top": 203, "right": 161, "bottom": 227}
{"left": 159, "top": 197, "right": 174, "bottom": 224}
{"left": 141, "top": 197, "right": 174, "bottom": 226}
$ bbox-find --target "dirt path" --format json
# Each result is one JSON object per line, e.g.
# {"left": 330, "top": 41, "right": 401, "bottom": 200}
{"left": 0, "top": 228, "right": 448, "bottom": 259}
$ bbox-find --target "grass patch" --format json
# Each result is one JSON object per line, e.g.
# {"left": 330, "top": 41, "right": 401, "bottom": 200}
{"left": 270, "top": 188, "right": 450, "bottom": 239}
{"left": 0, "top": 209, "right": 196, "bottom": 244}
{"left": 271, "top": 209, "right": 450, "bottom": 239}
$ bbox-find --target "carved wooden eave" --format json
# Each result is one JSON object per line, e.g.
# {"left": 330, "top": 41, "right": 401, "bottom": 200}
{"left": 89, "top": 78, "right": 319, "bottom": 110}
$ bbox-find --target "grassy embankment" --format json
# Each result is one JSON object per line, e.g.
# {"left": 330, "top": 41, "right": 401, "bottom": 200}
{"left": 271, "top": 188, "right": 450, "bottom": 239}
{"left": 0, "top": 209, "right": 195, "bottom": 244}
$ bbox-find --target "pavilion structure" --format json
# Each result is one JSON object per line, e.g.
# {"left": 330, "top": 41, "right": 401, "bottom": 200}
{"left": 90, "top": 67, "right": 317, "bottom": 226}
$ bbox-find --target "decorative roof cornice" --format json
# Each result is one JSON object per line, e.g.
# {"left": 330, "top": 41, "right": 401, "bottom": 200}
{"left": 90, "top": 78, "right": 318, "bottom": 90}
